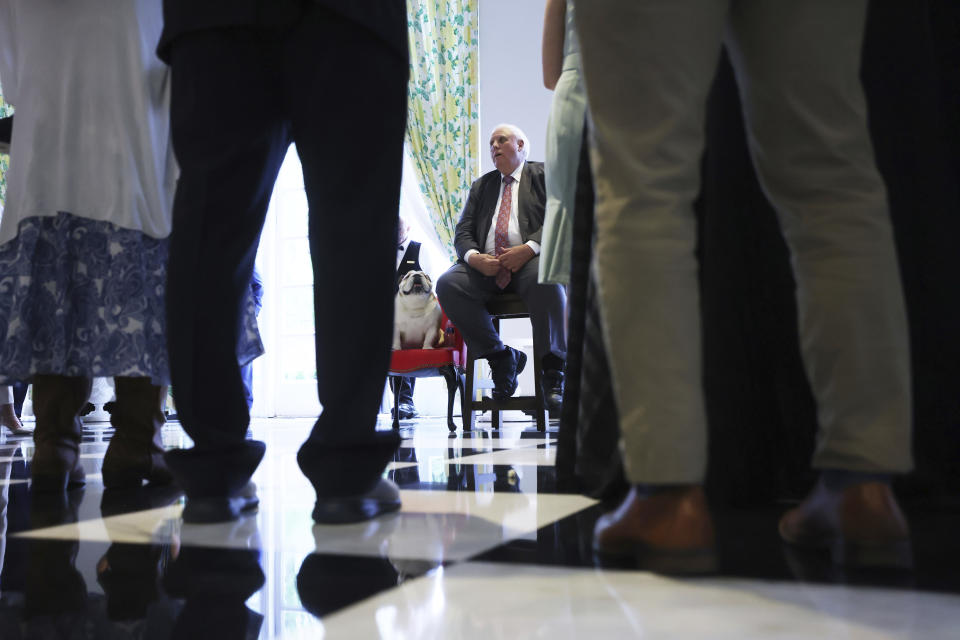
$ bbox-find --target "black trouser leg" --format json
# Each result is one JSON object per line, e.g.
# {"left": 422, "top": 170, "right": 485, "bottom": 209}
{"left": 390, "top": 376, "right": 415, "bottom": 405}
{"left": 286, "top": 7, "right": 408, "bottom": 495}
{"left": 166, "top": 30, "right": 289, "bottom": 452}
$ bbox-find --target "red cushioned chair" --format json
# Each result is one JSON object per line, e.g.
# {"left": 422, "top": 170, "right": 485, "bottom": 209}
{"left": 388, "top": 311, "right": 467, "bottom": 433}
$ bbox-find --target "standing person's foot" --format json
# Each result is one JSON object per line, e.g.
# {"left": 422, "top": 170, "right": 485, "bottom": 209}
{"left": 165, "top": 441, "right": 265, "bottom": 523}
{"left": 307, "top": 477, "right": 401, "bottom": 524}
{"left": 391, "top": 402, "right": 417, "bottom": 420}
{"left": 541, "top": 369, "right": 564, "bottom": 417}
{"left": 593, "top": 485, "right": 717, "bottom": 574}
{"left": 779, "top": 477, "right": 912, "bottom": 568}
{"left": 488, "top": 347, "right": 527, "bottom": 400}
{"left": 0, "top": 403, "right": 32, "bottom": 436}
{"left": 297, "top": 439, "right": 402, "bottom": 524}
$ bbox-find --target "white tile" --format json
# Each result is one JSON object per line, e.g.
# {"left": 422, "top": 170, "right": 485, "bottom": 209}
{"left": 319, "top": 562, "right": 960, "bottom": 639}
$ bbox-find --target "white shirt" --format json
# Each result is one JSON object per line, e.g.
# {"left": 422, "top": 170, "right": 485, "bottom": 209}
{"left": 464, "top": 161, "right": 541, "bottom": 265}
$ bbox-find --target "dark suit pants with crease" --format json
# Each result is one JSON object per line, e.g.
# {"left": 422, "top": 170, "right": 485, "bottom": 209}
{"left": 165, "top": 6, "right": 406, "bottom": 494}
{"left": 436, "top": 256, "right": 567, "bottom": 365}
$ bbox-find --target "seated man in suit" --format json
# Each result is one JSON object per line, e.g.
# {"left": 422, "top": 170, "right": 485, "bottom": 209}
{"left": 437, "top": 124, "right": 566, "bottom": 413}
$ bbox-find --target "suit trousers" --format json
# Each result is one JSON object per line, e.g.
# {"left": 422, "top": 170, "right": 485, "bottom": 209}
{"left": 575, "top": 0, "right": 912, "bottom": 483}
{"left": 389, "top": 376, "right": 415, "bottom": 405}
{"left": 436, "top": 256, "right": 567, "bottom": 367}
{"left": 166, "top": 7, "right": 407, "bottom": 480}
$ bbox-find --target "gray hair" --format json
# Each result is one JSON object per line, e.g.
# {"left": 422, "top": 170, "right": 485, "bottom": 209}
{"left": 490, "top": 123, "right": 530, "bottom": 160}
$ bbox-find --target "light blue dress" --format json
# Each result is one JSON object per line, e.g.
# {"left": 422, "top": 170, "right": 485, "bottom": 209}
{"left": 539, "top": 0, "right": 586, "bottom": 286}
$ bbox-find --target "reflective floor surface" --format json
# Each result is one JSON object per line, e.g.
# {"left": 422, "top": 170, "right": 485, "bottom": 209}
{"left": 0, "top": 416, "right": 958, "bottom": 638}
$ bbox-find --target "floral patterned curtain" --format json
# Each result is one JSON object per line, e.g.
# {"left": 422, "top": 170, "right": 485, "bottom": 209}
{"left": 0, "top": 90, "right": 11, "bottom": 209}
{"left": 406, "top": 0, "right": 479, "bottom": 262}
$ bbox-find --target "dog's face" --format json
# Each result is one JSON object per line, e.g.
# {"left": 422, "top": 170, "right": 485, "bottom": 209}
{"left": 394, "top": 270, "right": 443, "bottom": 349}
{"left": 397, "top": 270, "right": 435, "bottom": 310}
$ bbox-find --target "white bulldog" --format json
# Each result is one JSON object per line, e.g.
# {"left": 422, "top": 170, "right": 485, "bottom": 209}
{"left": 393, "top": 270, "right": 443, "bottom": 350}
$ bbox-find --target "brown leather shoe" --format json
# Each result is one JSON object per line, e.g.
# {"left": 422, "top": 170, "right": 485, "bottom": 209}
{"left": 593, "top": 485, "right": 716, "bottom": 574}
{"left": 779, "top": 480, "right": 912, "bottom": 569}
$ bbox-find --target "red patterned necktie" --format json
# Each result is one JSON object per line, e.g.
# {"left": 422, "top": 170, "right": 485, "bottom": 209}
{"left": 494, "top": 175, "right": 514, "bottom": 289}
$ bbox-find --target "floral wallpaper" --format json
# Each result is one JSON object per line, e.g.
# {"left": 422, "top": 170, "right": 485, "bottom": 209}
{"left": 406, "top": 0, "right": 479, "bottom": 263}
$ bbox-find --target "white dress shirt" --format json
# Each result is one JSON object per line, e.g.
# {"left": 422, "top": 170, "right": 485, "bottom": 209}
{"left": 464, "top": 161, "right": 541, "bottom": 265}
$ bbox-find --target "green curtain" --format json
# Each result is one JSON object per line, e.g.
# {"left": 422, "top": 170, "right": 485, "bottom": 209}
{"left": 406, "top": 0, "right": 480, "bottom": 262}
{"left": 0, "top": 90, "right": 11, "bottom": 209}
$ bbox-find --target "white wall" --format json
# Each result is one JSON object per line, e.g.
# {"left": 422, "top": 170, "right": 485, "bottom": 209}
{"left": 478, "top": 0, "right": 552, "bottom": 174}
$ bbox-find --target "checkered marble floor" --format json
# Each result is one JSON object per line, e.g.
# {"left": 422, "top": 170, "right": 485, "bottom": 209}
{"left": 0, "top": 416, "right": 957, "bottom": 638}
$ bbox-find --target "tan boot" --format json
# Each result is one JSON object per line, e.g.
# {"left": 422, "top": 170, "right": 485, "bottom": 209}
{"left": 102, "top": 378, "right": 173, "bottom": 489}
{"left": 31, "top": 375, "right": 92, "bottom": 492}
{"left": 779, "top": 480, "right": 912, "bottom": 568}
{"left": 593, "top": 485, "right": 716, "bottom": 574}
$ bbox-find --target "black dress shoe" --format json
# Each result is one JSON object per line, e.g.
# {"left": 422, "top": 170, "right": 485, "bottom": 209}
{"left": 391, "top": 402, "right": 417, "bottom": 421}
{"left": 542, "top": 369, "right": 564, "bottom": 416}
{"left": 297, "top": 435, "right": 402, "bottom": 524}
{"left": 179, "top": 480, "right": 259, "bottom": 524}
{"left": 165, "top": 441, "right": 265, "bottom": 523}
{"left": 488, "top": 347, "right": 527, "bottom": 400}
{"left": 310, "top": 478, "right": 401, "bottom": 524}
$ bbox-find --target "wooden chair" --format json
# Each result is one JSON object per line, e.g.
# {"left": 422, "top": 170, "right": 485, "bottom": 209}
{"left": 462, "top": 293, "right": 547, "bottom": 432}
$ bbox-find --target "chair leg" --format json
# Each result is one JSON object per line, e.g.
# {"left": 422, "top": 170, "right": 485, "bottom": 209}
{"left": 491, "top": 318, "right": 501, "bottom": 432}
{"left": 533, "top": 345, "right": 547, "bottom": 433}
{"left": 464, "top": 352, "right": 476, "bottom": 432}
{"left": 392, "top": 378, "right": 400, "bottom": 431}
{"left": 440, "top": 366, "right": 458, "bottom": 433}
{"left": 457, "top": 371, "right": 469, "bottom": 432}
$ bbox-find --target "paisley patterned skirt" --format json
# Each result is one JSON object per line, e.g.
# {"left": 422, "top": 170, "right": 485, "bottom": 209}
{"left": 0, "top": 212, "right": 263, "bottom": 385}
